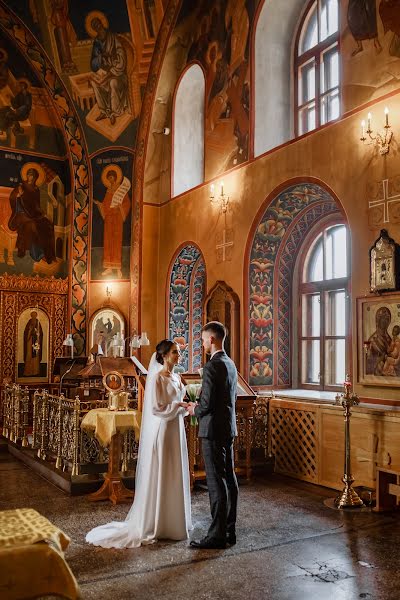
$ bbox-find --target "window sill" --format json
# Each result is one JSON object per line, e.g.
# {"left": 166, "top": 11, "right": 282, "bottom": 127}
{"left": 258, "top": 388, "right": 337, "bottom": 402}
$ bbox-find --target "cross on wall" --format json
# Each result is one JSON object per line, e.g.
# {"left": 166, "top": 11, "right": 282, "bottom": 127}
{"left": 215, "top": 229, "right": 234, "bottom": 263}
{"left": 368, "top": 177, "right": 400, "bottom": 225}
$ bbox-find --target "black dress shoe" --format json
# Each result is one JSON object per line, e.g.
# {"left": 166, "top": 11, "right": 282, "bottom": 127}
{"left": 190, "top": 537, "right": 226, "bottom": 549}
{"left": 227, "top": 534, "right": 236, "bottom": 545}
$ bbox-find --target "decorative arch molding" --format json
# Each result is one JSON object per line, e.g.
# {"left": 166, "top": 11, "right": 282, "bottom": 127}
{"left": 132, "top": 0, "right": 183, "bottom": 335}
{"left": 0, "top": 2, "right": 90, "bottom": 355}
{"left": 204, "top": 281, "right": 240, "bottom": 367}
{"left": 167, "top": 243, "right": 206, "bottom": 373}
{"left": 246, "top": 180, "right": 345, "bottom": 387}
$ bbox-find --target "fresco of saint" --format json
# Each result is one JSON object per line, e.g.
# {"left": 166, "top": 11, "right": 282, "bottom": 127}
{"left": 94, "top": 164, "right": 131, "bottom": 278}
{"left": 8, "top": 162, "right": 56, "bottom": 264}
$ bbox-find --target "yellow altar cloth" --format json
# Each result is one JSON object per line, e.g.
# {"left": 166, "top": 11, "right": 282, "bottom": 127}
{"left": 81, "top": 408, "right": 141, "bottom": 446}
{"left": 0, "top": 508, "right": 79, "bottom": 600}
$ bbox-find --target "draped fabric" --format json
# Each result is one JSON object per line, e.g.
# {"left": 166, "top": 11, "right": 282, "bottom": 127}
{"left": 86, "top": 354, "right": 192, "bottom": 548}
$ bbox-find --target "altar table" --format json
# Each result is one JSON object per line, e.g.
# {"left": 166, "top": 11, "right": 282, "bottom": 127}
{"left": 0, "top": 508, "right": 79, "bottom": 600}
{"left": 81, "top": 408, "right": 141, "bottom": 504}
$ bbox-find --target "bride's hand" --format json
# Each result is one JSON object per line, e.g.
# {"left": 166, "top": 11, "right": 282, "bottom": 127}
{"left": 179, "top": 401, "right": 188, "bottom": 408}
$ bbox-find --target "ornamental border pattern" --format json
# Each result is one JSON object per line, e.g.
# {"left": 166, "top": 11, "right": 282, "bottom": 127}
{"left": 168, "top": 245, "right": 205, "bottom": 373}
{"left": 131, "top": 0, "right": 182, "bottom": 334}
{"left": 0, "top": 2, "right": 89, "bottom": 355}
{"left": 249, "top": 183, "right": 339, "bottom": 386}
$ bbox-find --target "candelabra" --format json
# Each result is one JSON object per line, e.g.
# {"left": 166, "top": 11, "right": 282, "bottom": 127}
{"left": 334, "top": 376, "right": 364, "bottom": 508}
{"left": 210, "top": 181, "right": 230, "bottom": 213}
{"left": 360, "top": 108, "right": 393, "bottom": 155}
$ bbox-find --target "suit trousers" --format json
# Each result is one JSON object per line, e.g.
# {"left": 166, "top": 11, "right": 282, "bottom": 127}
{"left": 201, "top": 437, "right": 238, "bottom": 541}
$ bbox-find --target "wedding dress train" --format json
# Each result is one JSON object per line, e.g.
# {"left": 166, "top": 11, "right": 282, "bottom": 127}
{"left": 86, "top": 355, "right": 192, "bottom": 549}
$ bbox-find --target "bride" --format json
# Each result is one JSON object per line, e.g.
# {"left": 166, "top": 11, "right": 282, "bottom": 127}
{"left": 86, "top": 339, "right": 192, "bottom": 548}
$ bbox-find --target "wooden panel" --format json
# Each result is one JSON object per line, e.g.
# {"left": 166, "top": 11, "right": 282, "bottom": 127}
{"left": 271, "top": 398, "right": 400, "bottom": 492}
{"left": 270, "top": 399, "right": 319, "bottom": 483}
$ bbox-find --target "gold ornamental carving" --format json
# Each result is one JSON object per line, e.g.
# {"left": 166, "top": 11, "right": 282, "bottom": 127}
{"left": 0, "top": 273, "right": 68, "bottom": 294}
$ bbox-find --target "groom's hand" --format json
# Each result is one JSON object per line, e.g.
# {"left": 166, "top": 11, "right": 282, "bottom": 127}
{"left": 187, "top": 402, "right": 196, "bottom": 415}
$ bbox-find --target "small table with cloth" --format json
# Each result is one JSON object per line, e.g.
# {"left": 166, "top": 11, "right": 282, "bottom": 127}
{"left": 81, "top": 408, "right": 141, "bottom": 504}
{"left": 0, "top": 508, "right": 79, "bottom": 600}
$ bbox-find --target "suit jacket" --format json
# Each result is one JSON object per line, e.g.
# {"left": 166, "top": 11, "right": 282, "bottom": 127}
{"left": 194, "top": 351, "right": 237, "bottom": 440}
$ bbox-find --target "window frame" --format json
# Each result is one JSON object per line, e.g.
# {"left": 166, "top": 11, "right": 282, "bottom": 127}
{"left": 298, "top": 218, "right": 350, "bottom": 392}
{"left": 294, "top": 0, "right": 341, "bottom": 138}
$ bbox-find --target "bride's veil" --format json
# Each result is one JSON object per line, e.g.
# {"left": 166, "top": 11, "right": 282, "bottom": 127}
{"left": 125, "top": 352, "right": 162, "bottom": 522}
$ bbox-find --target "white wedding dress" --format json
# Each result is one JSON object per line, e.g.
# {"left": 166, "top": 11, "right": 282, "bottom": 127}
{"left": 86, "top": 354, "right": 192, "bottom": 548}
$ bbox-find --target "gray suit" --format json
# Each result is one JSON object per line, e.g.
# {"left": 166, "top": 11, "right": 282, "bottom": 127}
{"left": 195, "top": 351, "right": 239, "bottom": 541}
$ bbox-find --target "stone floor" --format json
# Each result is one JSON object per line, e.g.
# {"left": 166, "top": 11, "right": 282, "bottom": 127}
{"left": 1, "top": 449, "right": 400, "bottom": 600}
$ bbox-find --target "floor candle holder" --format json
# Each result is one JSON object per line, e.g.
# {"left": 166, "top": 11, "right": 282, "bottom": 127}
{"left": 334, "top": 376, "right": 364, "bottom": 509}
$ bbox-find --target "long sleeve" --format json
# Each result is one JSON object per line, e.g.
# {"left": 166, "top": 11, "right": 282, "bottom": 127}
{"left": 194, "top": 362, "right": 215, "bottom": 418}
{"left": 152, "top": 376, "right": 185, "bottom": 421}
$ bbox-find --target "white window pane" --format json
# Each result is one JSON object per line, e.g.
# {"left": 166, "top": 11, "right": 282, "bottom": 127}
{"left": 320, "top": 0, "right": 339, "bottom": 41}
{"left": 321, "top": 90, "right": 340, "bottom": 125}
{"left": 307, "top": 237, "right": 323, "bottom": 281}
{"left": 302, "top": 340, "right": 320, "bottom": 383}
{"left": 300, "top": 61, "right": 316, "bottom": 104}
{"left": 299, "top": 104, "right": 316, "bottom": 135}
{"left": 321, "top": 47, "right": 339, "bottom": 92}
{"left": 325, "top": 225, "right": 347, "bottom": 279}
{"left": 300, "top": 3, "right": 318, "bottom": 55}
{"left": 326, "top": 290, "right": 346, "bottom": 336}
{"left": 325, "top": 338, "right": 345, "bottom": 385}
{"left": 302, "top": 294, "right": 320, "bottom": 336}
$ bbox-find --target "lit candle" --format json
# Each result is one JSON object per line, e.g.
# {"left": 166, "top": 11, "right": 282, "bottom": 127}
{"left": 221, "top": 180, "right": 224, "bottom": 196}
{"left": 367, "top": 112, "right": 372, "bottom": 131}
{"left": 210, "top": 183, "right": 214, "bottom": 197}
{"left": 385, "top": 107, "right": 389, "bottom": 127}
{"left": 361, "top": 120, "right": 365, "bottom": 139}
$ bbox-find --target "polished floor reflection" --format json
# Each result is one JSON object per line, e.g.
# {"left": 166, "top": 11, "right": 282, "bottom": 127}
{"left": 1, "top": 449, "right": 399, "bottom": 600}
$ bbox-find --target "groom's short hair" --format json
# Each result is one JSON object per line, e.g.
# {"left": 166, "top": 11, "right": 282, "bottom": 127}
{"left": 202, "top": 321, "right": 226, "bottom": 341}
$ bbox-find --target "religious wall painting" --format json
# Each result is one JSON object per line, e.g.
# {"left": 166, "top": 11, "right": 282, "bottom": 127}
{"left": 22, "top": 0, "right": 152, "bottom": 151}
{"left": 343, "top": 0, "right": 400, "bottom": 111}
{"left": 248, "top": 183, "right": 339, "bottom": 387}
{"left": 89, "top": 307, "right": 125, "bottom": 357}
{"left": 180, "top": 0, "right": 257, "bottom": 180}
{"left": 16, "top": 307, "right": 49, "bottom": 383}
{"left": 0, "top": 153, "right": 71, "bottom": 278}
{"left": 90, "top": 151, "right": 132, "bottom": 281}
{"left": 0, "top": 33, "right": 66, "bottom": 156}
{"left": 168, "top": 245, "right": 206, "bottom": 373}
{"left": 358, "top": 294, "right": 400, "bottom": 386}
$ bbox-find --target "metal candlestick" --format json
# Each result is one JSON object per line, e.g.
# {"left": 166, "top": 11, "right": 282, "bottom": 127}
{"left": 334, "top": 377, "right": 364, "bottom": 508}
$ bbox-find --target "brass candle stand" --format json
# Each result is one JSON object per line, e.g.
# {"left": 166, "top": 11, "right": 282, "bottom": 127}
{"left": 334, "top": 377, "right": 364, "bottom": 509}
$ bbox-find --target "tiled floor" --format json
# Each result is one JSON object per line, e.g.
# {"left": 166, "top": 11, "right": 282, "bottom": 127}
{"left": 1, "top": 449, "right": 399, "bottom": 600}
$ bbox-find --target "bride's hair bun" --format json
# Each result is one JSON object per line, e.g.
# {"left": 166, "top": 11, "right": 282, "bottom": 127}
{"left": 156, "top": 339, "right": 174, "bottom": 364}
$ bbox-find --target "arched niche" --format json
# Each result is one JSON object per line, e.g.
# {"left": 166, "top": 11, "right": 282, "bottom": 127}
{"left": 172, "top": 63, "right": 205, "bottom": 197}
{"left": 168, "top": 244, "right": 206, "bottom": 373}
{"left": 246, "top": 180, "right": 345, "bottom": 387}
{"left": 253, "top": 0, "right": 305, "bottom": 157}
{"left": 88, "top": 307, "right": 126, "bottom": 358}
{"left": 205, "top": 281, "right": 240, "bottom": 367}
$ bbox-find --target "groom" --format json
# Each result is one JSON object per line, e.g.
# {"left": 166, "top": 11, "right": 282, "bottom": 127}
{"left": 187, "top": 321, "right": 238, "bottom": 549}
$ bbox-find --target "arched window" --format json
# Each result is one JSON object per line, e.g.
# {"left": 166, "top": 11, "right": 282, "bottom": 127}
{"left": 172, "top": 64, "right": 205, "bottom": 197}
{"left": 299, "top": 222, "right": 349, "bottom": 390}
{"left": 295, "top": 0, "right": 340, "bottom": 136}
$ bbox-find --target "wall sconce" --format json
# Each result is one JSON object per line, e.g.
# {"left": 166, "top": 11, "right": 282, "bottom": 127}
{"left": 360, "top": 107, "right": 393, "bottom": 155}
{"left": 210, "top": 181, "right": 230, "bottom": 213}
{"left": 129, "top": 332, "right": 150, "bottom": 353}
{"left": 105, "top": 284, "right": 112, "bottom": 304}
{"left": 63, "top": 333, "right": 74, "bottom": 358}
